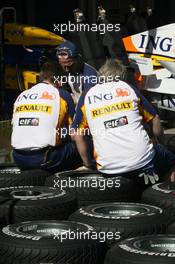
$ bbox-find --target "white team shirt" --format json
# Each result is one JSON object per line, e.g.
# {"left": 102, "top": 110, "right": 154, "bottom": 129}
{"left": 73, "top": 81, "right": 156, "bottom": 174}
{"left": 11, "top": 83, "right": 60, "bottom": 149}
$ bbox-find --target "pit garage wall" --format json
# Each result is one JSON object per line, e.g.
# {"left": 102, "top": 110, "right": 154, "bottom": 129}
{"left": 79, "top": 0, "right": 174, "bottom": 28}
{"left": 1, "top": 0, "right": 174, "bottom": 30}
{"left": 79, "top": 0, "right": 156, "bottom": 24}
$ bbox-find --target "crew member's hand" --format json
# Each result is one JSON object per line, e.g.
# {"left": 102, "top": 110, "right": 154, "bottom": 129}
{"left": 169, "top": 171, "right": 175, "bottom": 182}
{"left": 83, "top": 160, "right": 97, "bottom": 170}
{"left": 98, "top": 6, "right": 106, "bottom": 20}
{"left": 76, "top": 166, "right": 90, "bottom": 171}
{"left": 138, "top": 172, "right": 159, "bottom": 185}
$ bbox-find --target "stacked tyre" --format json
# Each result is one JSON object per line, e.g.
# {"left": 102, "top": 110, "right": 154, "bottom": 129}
{"left": 0, "top": 163, "right": 51, "bottom": 187}
{"left": 0, "top": 168, "right": 109, "bottom": 263}
{"left": 69, "top": 202, "right": 168, "bottom": 246}
{"left": 105, "top": 235, "right": 175, "bottom": 264}
{"left": 45, "top": 170, "right": 140, "bottom": 206}
{"left": 0, "top": 164, "right": 174, "bottom": 264}
{"left": 0, "top": 163, "right": 52, "bottom": 227}
{"left": 142, "top": 182, "right": 175, "bottom": 223}
{"left": 0, "top": 186, "right": 77, "bottom": 226}
{"left": 0, "top": 221, "right": 107, "bottom": 264}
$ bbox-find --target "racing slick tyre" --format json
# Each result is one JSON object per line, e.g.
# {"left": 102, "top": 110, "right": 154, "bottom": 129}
{"left": 167, "top": 222, "right": 175, "bottom": 234}
{"left": 45, "top": 170, "right": 139, "bottom": 206}
{"left": 0, "top": 186, "right": 77, "bottom": 225}
{"left": 69, "top": 202, "right": 167, "bottom": 246}
{"left": 142, "top": 182, "right": 175, "bottom": 222}
{"left": 0, "top": 221, "right": 107, "bottom": 264}
{"left": 0, "top": 163, "right": 51, "bottom": 187}
{"left": 104, "top": 235, "right": 175, "bottom": 264}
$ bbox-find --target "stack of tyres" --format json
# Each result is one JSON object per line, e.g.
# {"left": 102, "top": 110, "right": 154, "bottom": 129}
{"left": 1, "top": 165, "right": 173, "bottom": 264}
{"left": 0, "top": 163, "right": 52, "bottom": 228}
{"left": 105, "top": 235, "right": 175, "bottom": 264}
{"left": 0, "top": 220, "right": 107, "bottom": 264}
{"left": 142, "top": 182, "right": 175, "bottom": 223}
{"left": 0, "top": 163, "right": 51, "bottom": 187}
{"left": 45, "top": 170, "right": 140, "bottom": 207}
{"left": 0, "top": 186, "right": 77, "bottom": 227}
{"left": 167, "top": 222, "right": 175, "bottom": 234}
{"left": 69, "top": 202, "right": 168, "bottom": 246}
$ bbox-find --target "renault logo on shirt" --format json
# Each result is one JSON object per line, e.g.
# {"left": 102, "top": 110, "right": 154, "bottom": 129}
{"left": 91, "top": 101, "right": 133, "bottom": 119}
{"left": 15, "top": 104, "right": 52, "bottom": 114}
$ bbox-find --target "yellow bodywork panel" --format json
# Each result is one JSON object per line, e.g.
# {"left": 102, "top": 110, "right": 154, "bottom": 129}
{"left": 5, "top": 65, "right": 39, "bottom": 90}
{"left": 23, "top": 71, "right": 39, "bottom": 90}
{"left": 139, "top": 53, "right": 175, "bottom": 66}
{"left": 5, "top": 23, "right": 65, "bottom": 46}
{"left": 4, "top": 23, "right": 64, "bottom": 90}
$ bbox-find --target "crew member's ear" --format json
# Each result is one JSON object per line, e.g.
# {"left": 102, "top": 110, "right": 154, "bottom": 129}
{"left": 53, "top": 81, "right": 61, "bottom": 89}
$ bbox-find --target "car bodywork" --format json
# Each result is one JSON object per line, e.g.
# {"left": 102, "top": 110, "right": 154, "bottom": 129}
{"left": 4, "top": 22, "right": 175, "bottom": 112}
{"left": 4, "top": 23, "right": 65, "bottom": 91}
{"left": 123, "top": 24, "right": 175, "bottom": 111}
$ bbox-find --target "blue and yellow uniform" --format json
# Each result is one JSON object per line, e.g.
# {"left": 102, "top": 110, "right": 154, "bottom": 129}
{"left": 12, "top": 82, "right": 82, "bottom": 172}
{"left": 72, "top": 80, "right": 157, "bottom": 174}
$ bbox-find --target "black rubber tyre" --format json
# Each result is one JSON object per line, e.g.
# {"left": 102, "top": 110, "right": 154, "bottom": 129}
{"left": 0, "top": 220, "right": 107, "bottom": 264}
{"left": 142, "top": 182, "right": 175, "bottom": 222}
{"left": 45, "top": 170, "right": 139, "bottom": 206}
{"left": 0, "top": 163, "right": 51, "bottom": 187}
{"left": 69, "top": 202, "right": 167, "bottom": 246}
{"left": 0, "top": 186, "right": 77, "bottom": 225}
{"left": 167, "top": 222, "right": 175, "bottom": 234}
{"left": 105, "top": 235, "right": 175, "bottom": 264}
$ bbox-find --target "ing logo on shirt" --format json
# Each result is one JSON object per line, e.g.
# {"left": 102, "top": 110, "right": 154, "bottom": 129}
{"left": 16, "top": 91, "right": 56, "bottom": 102}
{"left": 39, "top": 91, "right": 56, "bottom": 100}
{"left": 91, "top": 101, "right": 133, "bottom": 119}
{"left": 115, "top": 88, "right": 131, "bottom": 97}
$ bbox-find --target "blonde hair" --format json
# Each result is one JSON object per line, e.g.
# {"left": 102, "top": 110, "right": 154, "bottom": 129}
{"left": 98, "top": 59, "right": 126, "bottom": 82}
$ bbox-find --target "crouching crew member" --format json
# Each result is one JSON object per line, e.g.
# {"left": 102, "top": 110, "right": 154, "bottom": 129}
{"left": 11, "top": 62, "right": 82, "bottom": 172}
{"left": 71, "top": 59, "right": 175, "bottom": 186}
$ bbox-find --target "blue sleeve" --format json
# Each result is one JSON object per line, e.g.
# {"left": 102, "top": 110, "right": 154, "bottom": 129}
{"left": 71, "top": 87, "right": 91, "bottom": 130}
{"left": 82, "top": 63, "right": 98, "bottom": 91}
{"left": 59, "top": 89, "right": 75, "bottom": 121}
{"left": 132, "top": 86, "right": 157, "bottom": 120}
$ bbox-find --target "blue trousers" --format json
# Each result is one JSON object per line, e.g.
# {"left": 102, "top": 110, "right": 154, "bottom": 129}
{"left": 13, "top": 142, "right": 82, "bottom": 173}
{"left": 103, "top": 144, "right": 175, "bottom": 189}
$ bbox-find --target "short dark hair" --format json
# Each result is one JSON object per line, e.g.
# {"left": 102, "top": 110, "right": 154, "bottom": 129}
{"left": 39, "top": 61, "right": 61, "bottom": 84}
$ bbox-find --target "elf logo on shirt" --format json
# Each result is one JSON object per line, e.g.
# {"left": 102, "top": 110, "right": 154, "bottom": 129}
{"left": 19, "top": 118, "right": 39, "bottom": 126}
{"left": 104, "top": 116, "right": 128, "bottom": 129}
